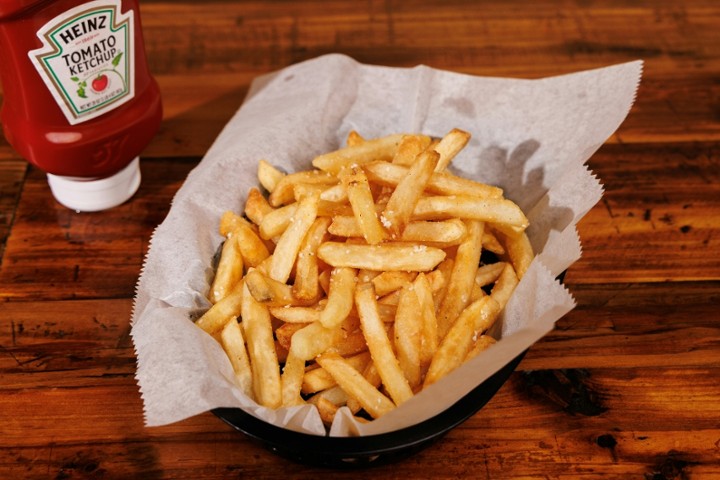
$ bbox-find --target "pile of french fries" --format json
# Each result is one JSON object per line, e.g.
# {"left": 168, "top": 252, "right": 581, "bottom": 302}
{"left": 194, "top": 128, "right": 533, "bottom": 425}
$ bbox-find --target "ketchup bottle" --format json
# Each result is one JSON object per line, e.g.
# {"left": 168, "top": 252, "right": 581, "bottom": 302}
{"left": 0, "top": 0, "right": 162, "bottom": 211}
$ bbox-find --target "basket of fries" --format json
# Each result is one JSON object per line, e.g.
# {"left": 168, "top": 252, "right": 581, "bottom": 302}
{"left": 131, "top": 54, "right": 641, "bottom": 466}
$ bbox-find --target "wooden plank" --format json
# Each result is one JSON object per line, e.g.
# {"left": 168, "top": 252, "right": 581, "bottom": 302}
{"left": 521, "top": 281, "right": 720, "bottom": 370}
{"left": 567, "top": 142, "right": 720, "bottom": 284}
{"left": 0, "top": 159, "right": 26, "bottom": 261}
{"left": 3, "top": 427, "right": 719, "bottom": 479}
{"left": 0, "top": 368, "right": 718, "bottom": 478}
{"left": 0, "top": 299, "right": 135, "bottom": 389}
{"left": 133, "top": 0, "right": 720, "bottom": 75}
{"left": 2, "top": 432, "right": 718, "bottom": 479}
{"left": 0, "top": 158, "right": 196, "bottom": 300}
{"left": 2, "top": 367, "right": 715, "bottom": 441}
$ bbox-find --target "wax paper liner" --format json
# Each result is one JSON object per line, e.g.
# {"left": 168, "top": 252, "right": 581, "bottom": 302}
{"left": 131, "top": 54, "right": 642, "bottom": 436}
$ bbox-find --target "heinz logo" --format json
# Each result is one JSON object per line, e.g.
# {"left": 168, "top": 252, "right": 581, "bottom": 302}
{"left": 58, "top": 15, "right": 109, "bottom": 44}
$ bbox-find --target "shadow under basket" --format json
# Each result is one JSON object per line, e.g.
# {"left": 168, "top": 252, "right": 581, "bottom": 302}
{"left": 213, "top": 350, "right": 526, "bottom": 469}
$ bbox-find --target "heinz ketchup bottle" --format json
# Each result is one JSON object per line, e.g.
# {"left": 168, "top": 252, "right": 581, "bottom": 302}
{"left": 0, "top": 0, "right": 162, "bottom": 211}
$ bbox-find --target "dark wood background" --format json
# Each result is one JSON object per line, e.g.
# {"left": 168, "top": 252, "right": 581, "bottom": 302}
{"left": 1, "top": 1, "right": 719, "bottom": 478}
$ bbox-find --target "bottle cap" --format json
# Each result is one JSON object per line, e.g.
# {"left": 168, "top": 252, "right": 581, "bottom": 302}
{"left": 46, "top": 157, "right": 141, "bottom": 212}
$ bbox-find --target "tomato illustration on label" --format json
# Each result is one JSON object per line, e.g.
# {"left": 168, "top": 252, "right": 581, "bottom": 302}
{"left": 92, "top": 74, "right": 108, "bottom": 92}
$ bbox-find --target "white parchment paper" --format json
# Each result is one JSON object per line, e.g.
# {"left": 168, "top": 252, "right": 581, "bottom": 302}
{"left": 131, "top": 54, "right": 642, "bottom": 436}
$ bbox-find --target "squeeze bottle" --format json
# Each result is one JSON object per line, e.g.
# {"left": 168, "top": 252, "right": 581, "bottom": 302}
{"left": 0, "top": 0, "right": 162, "bottom": 211}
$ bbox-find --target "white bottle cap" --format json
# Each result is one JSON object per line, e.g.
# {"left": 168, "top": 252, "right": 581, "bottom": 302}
{"left": 46, "top": 157, "right": 141, "bottom": 212}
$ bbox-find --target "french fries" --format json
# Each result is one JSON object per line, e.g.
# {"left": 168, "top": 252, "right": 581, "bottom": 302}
{"left": 340, "top": 165, "right": 387, "bottom": 244}
{"left": 241, "top": 281, "right": 282, "bottom": 408}
{"left": 392, "top": 134, "right": 432, "bottom": 166}
{"left": 424, "top": 296, "right": 501, "bottom": 387}
{"left": 257, "top": 159, "right": 285, "bottom": 193}
{"left": 317, "top": 242, "right": 446, "bottom": 272}
{"left": 220, "top": 317, "right": 253, "bottom": 398}
{"left": 355, "top": 283, "right": 414, "bottom": 405}
{"left": 412, "top": 195, "right": 529, "bottom": 234}
{"left": 312, "top": 133, "right": 405, "bottom": 174}
{"left": 292, "top": 217, "right": 330, "bottom": 300}
{"left": 209, "top": 234, "right": 244, "bottom": 303}
{"left": 316, "top": 352, "right": 395, "bottom": 419}
{"left": 197, "top": 128, "right": 532, "bottom": 425}
{"left": 394, "top": 284, "right": 423, "bottom": 389}
{"left": 436, "top": 220, "right": 485, "bottom": 338}
{"left": 433, "top": 128, "right": 471, "bottom": 172}
{"left": 319, "top": 267, "right": 357, "bottom": 328}
{"left": 269, "top": 192, "right": 319, "bottom": 283}
{"left": 329, "top": 216, "right": 467, "bottom": 246}
{"left": 364, "top": 161, "right": 503, "bottom": 199}
{"left": 269, "top": 170, "right": 336, "bottom": 207}
{"left": 381, "top": 149, "right": 439, "bottom": 237}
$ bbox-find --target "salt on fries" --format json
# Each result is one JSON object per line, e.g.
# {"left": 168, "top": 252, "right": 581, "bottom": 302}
{"left": 195, "top": 129, "right": 532, "bottom": 425}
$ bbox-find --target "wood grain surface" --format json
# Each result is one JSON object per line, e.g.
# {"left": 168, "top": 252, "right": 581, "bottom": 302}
{"left": 1, "top": 1, "right": 719, "bottom": 479}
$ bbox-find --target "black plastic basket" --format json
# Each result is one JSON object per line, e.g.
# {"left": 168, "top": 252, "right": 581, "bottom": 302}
{"left": 213, "top": 350, "right": 525, "bottom": 469}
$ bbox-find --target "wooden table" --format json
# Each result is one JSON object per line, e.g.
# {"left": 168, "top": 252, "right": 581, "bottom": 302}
{"left": 2, "top": 1, "right": 719, "bottom": 478}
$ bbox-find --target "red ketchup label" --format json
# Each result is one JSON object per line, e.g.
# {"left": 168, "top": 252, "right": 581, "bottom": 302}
{"left": 28, "top": 0, "right": 135, "bottom": 125}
